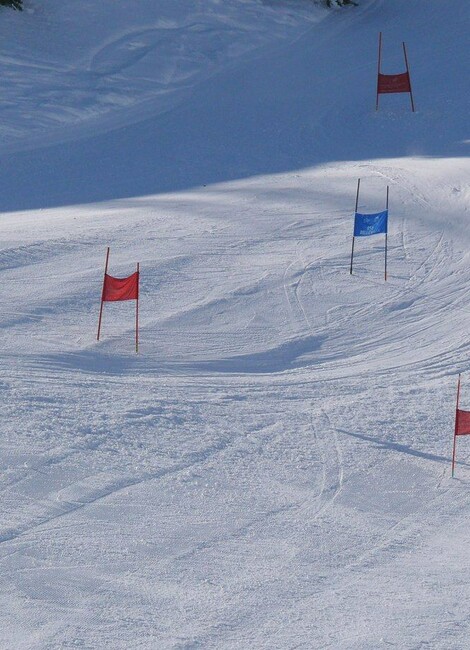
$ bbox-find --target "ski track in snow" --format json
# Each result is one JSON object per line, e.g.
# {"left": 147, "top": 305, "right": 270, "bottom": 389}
{"left": 0, "top": 0, "right": 470, "bottom": 648}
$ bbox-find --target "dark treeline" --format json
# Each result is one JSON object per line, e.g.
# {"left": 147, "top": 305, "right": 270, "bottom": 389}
{"left": 0, "top": 0, "right": 23, "bottom": 11}
{"left": 325, "top": 0, "right": 357, "bottom": 7}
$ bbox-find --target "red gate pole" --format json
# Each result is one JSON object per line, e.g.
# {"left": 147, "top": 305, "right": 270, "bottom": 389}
{"left": 452, "top": 373, "right": 461, "bottom": 477}
{"left": 350, "top": 178, "right": 361, "bottom": 275}
{"left": 376, "top": 32, "right": 382, "bottom": 111}
{"left": 385, "top": 185, "right": 389, "bottom": 281}
{"left": 402, "top": 42, "right": 415, "bottom": 113}
{"left": 97, "top": 247, "right": 110, "bottom": 341}
{"left": 135, "top": 262, "right": 140, "bottom": 353}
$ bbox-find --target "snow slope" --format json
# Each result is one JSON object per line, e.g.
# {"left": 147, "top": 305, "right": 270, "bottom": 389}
{"left": 0, "top": 0, "right": 469, "bottom": 648}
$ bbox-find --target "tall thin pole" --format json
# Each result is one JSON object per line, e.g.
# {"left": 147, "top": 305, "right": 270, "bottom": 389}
{"left": 97, "top": 247, "right": 110, "bottom": 341}
{"left": 350, "top": 178, "right": 361, "bottom": 275}
{"left": 350, "top": 237, "right": 355, "bottom": 275}
{"left": 135, "top": 262, "right": 140, "bottom": 353}
{"left": 385, "top": 185, "right": 389, "bottom": 281}
{"left": 355, "top": 178, "right": 361, "bottom": 213}
{"left": 402, "top": 42, "right": 415, "bottom": 113}
{"left": 376, "top": 32, "right": 382, "bottom": 111}
{"left": 452, "top": 373, "right": 461, "bottom": 477}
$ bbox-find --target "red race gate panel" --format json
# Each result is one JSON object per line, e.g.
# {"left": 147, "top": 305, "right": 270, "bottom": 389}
{"left": 102, "top": 272, "right": 139, "bottom": 302}
{"left": 378, "top": 72, "right": 411, "bottom": 94}
{"left": 456, "top": 409, "right": 470, "bottom": 436}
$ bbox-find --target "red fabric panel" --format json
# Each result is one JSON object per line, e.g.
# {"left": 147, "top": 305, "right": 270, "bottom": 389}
{"left": 102, "top": 272, "right": 139, "bottom": 301}
{"left": 456, "top": 409, "right": 470, "bottom": 436}
{"left": 378, "top": 72, "right": 411, "bottom": 94}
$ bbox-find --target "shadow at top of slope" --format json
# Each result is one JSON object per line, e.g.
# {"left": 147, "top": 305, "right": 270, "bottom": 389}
{"left": 27, "top": 350, "right": 142, "bottom": 376}
{"left": 182, "top": 333, "right": 328, "bottom": 375}
{"left": 35, "top": 332, "right": 327, "bottom": 377}
{"left": 0, "top": 1, "right": 468, "bottom": 213}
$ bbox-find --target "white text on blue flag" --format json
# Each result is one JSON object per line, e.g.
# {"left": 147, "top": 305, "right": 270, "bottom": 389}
{"left": 354, "top": 210, "right": 388, "bottom": 237}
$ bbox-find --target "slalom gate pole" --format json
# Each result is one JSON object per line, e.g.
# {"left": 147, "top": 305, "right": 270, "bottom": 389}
{"left": 350, "top": 178, "right": 361, "bottom": 275}
{"left": 376, "top": 32, "right": 382, "bottom": 111}
{"left": 403, "top": 42, "right": 415, "bottom": 113}
{"left": 385, "top": 185, "right": 389, "bottom": 281}
{"left": 135, "top": 262, "right": 140, "bottom": 353}
{"left": 452, "top": 373, "right": 461, "bottom": 477}
{"left": 97, "top": 246, "right": 110, "bottom": 341}
{"left": 350, "top": 239, "right": 355, "bottom": 275}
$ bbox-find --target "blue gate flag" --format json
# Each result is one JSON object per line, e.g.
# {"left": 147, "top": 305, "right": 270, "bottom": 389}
{"left": 354, "top": 210, "right": 388, "bottom": 237}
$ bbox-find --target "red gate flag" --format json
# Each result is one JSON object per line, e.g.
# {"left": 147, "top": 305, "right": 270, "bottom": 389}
{"left": 102, "top": 272, "right": 139, "bottom": 301}
{"left": 97, "top": 247, "right": 140, "bottom": 352}
{"left": 451, "top": 374, "right": 470, "bottom": 477}
{"left": 455, "top": 409, "right": 470, "bottom": 436}
{"left": 377, "top": 72, "right": 411, "bottom": 94}
{"left": 376, "top": 32, "right": 415, "bottom": 112}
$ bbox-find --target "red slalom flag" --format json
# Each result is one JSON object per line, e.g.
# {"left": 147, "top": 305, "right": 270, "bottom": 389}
{"left": 376, "top": 32, "right": 415, "bottom": 112}
{"left": 377, "top": 72, "right": 411, "bottom": 94}
{"left": 451, "top": 374, "right": 470, "bottom": 477}
{"left": 102, "top": 272, "right": 139, "bottom": 302}
{"left": 97, "top": 247, "right": 140, "bottom": 352}
{"left": 455, "top": 409, "right": 470, "bottom": 436}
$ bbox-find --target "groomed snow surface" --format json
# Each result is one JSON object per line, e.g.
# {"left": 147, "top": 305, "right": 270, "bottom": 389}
{"left": 0, "top": 0, "right": 469, "bottom": 648}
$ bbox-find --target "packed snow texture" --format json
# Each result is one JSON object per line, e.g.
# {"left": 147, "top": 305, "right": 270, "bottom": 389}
{"left": 0, "top": 0, "right": 469, "bottom": 648}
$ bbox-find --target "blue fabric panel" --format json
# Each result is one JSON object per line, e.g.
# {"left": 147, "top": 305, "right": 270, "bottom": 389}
{"left": 354, "top": 210, "right": 388, "bottom": 237}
